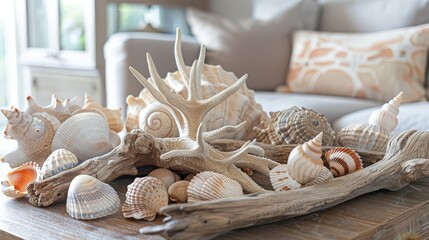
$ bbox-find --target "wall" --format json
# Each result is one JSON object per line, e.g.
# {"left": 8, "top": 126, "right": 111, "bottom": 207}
{"left": 209, "top": 0, "right": 253, "bottom": 19}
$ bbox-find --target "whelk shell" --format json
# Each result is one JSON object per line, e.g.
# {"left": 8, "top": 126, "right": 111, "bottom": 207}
{"left": 66, "top": 175, "right": 120, "bottom": 220}
{"left": 122, "top": 177, "right": 169, "bottom": 221}
{"left": 187, "top": 171, "right": 243, "bottom": 202}
{"left": 1, "top": 162, "right": 39, "bottom": 198}
{"left": 40, "top": 149, "right": 78, "bottom": 180}
{"left": 325, "top": 147, "right": 363, "bottom": 177}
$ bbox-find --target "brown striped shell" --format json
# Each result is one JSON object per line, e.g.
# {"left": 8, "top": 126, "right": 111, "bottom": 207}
{"left": 254, "top": 106, "right": 335, "bottom": 146}
{"left": 325, "top": 147, "right": 363, "bottom": 177}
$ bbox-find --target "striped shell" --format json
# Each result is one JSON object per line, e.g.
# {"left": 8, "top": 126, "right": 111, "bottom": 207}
{"left": 269, "top": 164, "right": 301, "bottom": 191}
{"left": 305, "top": 166, "right": 334, "bottom": 186}
{"left": 325, "top": 147, "right": 363, "bottom": 177}
{"left": 148, "top": 168, "right": 178, "bottom": 189}
{"left": 254, "top": 106, "right": 335, "bottom": 146}
{"left": 66, "top": 175, "right": 120, "bottom": 220}
{"left": 40, "top": 149, "right": 78, "bottom": 180}
{"left": 126, "top": 64, "right": 269, "bottom": 140}
{"left": 122, "top": 177, "right": 169, "bottom": 221}
{"left": 83, "top": 94, "right": 123, "bottom": 133}
{"left": 168, "top": 180, "right": 190, "bottom": 203}
{"left": 287, "top": 132, "right": 324, "bottom": 184}
{"left": 1, "top": 162, "right": 39, "bottom": 198}
{"left": 187, "top": 171, "right": 243, "bottom": 202}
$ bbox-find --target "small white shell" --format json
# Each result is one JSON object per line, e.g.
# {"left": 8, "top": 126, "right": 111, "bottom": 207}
{"left": 66, "top": 175, "right": 120, "bottom": 220}
{"left": 187, "top": 171, "right": 243, "bottom": 202}
{"left": 287, "top": 132, "right": 324, "bottom": 184}
{"left": 138, "top": 102, "right": 179, "bottom": 138}
{"left": 40, "top": 149, "right": 78, "bottom": 180}
{"left": 325, "top": 147, "right": 363, "bottom": 177}
{"left": 148, "top": 168, "right": 177, "bottom": 189}
{"left": 122, "top": 177, "right": 169, "bottom": 221}
{"left": 368, "top": 92, "right": 402, "bottom": 132}
{"left": 1, "top": 162, "right": 39, "bottom": 198}
{"left": 269, "top": 164, "right": 301, "bottom": 191}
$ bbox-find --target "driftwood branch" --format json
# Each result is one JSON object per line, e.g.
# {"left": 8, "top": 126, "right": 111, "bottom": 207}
{"left": 27, "top": 129, "right": 383, "bottom": 207}
{"left": 138, "top": 130, "right": 429, "bottom": 240}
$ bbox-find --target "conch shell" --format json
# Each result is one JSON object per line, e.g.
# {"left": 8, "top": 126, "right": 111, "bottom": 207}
{"left": 337, "top": 92, "right": 402, "bottom": 152}
{"left": 1, "top": 162, "right": 39, "bottom": 198}
{"left": 254, "top": 106, "right": 335, "bottom": 146}
{"left": 125, "top": 64, "right": 269, "bottom": 140}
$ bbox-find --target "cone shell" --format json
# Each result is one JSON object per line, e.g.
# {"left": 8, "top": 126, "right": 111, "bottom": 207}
{"left": 168, "top": 180, "right": 189, "bottom": 203}
{"left": 122, "top": 177, "right": 168, "bottom": 221}
{"left": 138, "top": 102, "right": 179, "bottom": 138}
{"left": 40, "top": 149, "right": 79, "bottom": 180}
{"left": 254, "top": 106, "right": 335, "bottom": 146}
{"left": 66, "top": 175, "right": 120, "bottom": 220}
{"left": 1, "top": 162, "right": 39, "bottom": 198}
{"left": 52, "top": 112, "right": 121, "bottom": 163}
{"left": 287, "top": 133, "right": 324, "bottom": 184}
{"left": 187, "top": 171, "right": 243, "bottom": 202}
{"left": 269, "top": 164, "right": 301, "bottom": 191}
{"left": 337, "top": 123, "right": 390, "bottom": 152}
{"left": 368, "top": 92, "right": 402, "bottom": 132}
{"left": 148, "top": 168, "right": 177, "bottom": 189}
{"left": 126, "top": 64, "right": 269, "bottom": 140}
{"left": 325, "top": 147, "right": 363, "bottom": 177}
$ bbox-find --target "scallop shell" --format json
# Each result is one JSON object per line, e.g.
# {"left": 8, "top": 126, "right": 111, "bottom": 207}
{"left": 254, "top": 106, "right": 335, "bottom": 146}
{"left": 1, "top": 162, "right": 39, "bottom": 198}
{"left": 52, "top": 112, "right": 121, "bottom": 163}
{"left": 122, "top": 177, "right": 169, "bottom": 221}
{"left": 40, "top": 149, "right": 79, "bottom": 180}
{"left": 148, "top": 168, "right": 177, "bottom": 189}
{"left": 66, "top": 175, "right": 120, "bottom": 220}
{"left": 138, "top": 102, "right": 179, "bottom": 138}
{"left": 287, "top": 132, "right": 324, "bottom": 184}
{"left": 325, "top": 147, "right": 363, "bottom": 177}
{"left": 269, "top": 164, "right": 302, "bottom": 191}
{"left": 168, "top": 180, "right": 189, "bottom": 203}
{"left": 83, "top": 94, "right": 124, "bottom": 133}
{"left": 187, "top": 171, "right": 243, "bottom": 202}
{"left": 126, "top": 64, "right": 269, "bottom": 140}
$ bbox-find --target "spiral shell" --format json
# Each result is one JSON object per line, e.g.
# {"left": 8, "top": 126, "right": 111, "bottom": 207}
{"left": 368, "top": 92, "right": 402, "bottom": 132}
{"left": 40, "top": 149, "right": 79, "bottom": 180}
{"left": 168, "top": 180, "right": 189, "bottom": 203}
{"left": 254, "top": 106, "right": 335, "bottom": 146}
{"left": 66, "top": 175, "right": 120, "bottom": 220}
{"left": 187, "top": 171, "right": 243, "bottom": 202}
{"left": 126, "top": 64, "right": 269, "bottom": 140}
{"left": 287, "top": 132, "right": 324, "bottom": 184}
{"left": 325, "top": 147, "right": 363, "bottom": 177}
{"left": 269, "top": 164, "right": 301, "bottom": 191}
{"left": 122, "top": 177, "right": 169, "bottom": 221}
{"left": 1, "top": 162, "right": 39, "bottom": 198}
{"left": 138, "top": 102, "right": 179, "bottom": 138}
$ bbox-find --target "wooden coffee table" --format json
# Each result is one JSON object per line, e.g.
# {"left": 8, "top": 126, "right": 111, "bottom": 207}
{"left": 1, "top": 176, "right": 428, "bottom": 240}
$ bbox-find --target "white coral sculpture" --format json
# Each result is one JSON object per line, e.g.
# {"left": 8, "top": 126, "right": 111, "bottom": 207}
{"left": 129, "top": 29, "right": 279, "bottom": 193}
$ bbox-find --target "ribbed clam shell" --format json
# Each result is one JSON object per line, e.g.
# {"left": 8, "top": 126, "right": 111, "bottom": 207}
{"left": 122, "top": 177, "right": 168, "bottom": 221}
{"left": 168, "top": 180, "right": 189, "bottom": 203}
{"left": 287, "top": 133, "right": 324, "bottom": 184}
{"left": 325, "top": 147, "right": 363, "bottom": 177}
{"left": 305, "top": 167, "right": 334, "bottom": 186}
{"left": 337, "top": 123, "right": 390, "bottom": 152}
{"left": 187, "top": 171, "right": 243, "bottom": 202}
{"left": 269, "top": 164, "right": 301, "bottom": 191}
{"left": 1, "top": 162, "right": 39, "bottom": 198}
{"left": 254, "top": 106, "right": 335, "bottom": 146}
{"left": 40, "top": 149, "right": 78, "bottom": 180}
{"left": 52, "top": 112, "right": 121, "bottom": 163}
{"left": 138, "top": 102, "right": 179, "bottom": 138}
{"left": 148, "top": 168, "right": 177, "bottom": 189}
{"left": 66, "top": 175, "right": 120, "bottom": 220}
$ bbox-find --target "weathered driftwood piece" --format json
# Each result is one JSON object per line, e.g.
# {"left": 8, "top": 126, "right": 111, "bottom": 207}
{"left": 139, "top": 130, "right": 429, "bottom": 240}
{"left": 27, "top": 129, "right": 383, "bottom": 206}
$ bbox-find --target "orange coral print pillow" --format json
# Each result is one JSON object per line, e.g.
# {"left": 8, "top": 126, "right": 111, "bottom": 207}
{"left": 282, "top": 24, "right": 429, "bottom": 102}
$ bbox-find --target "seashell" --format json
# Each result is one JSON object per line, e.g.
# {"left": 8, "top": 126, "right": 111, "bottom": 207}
{"left": 269, "top": 164, "right": 301, "bottom": 191}
{"left": 287, "top": 132, "right": 324, "bottom": 184}
{"left": 184, "top": 173, "right": 196, "bottom": 181}
{"left": 337, "top": 92, "right": 402, "bottom": 152}
{"left": 305, "top": 167, "right": 334, "bottom": 186}
{"left": 52, "top": 112, "right": 121, "bottom": 163}
{"left": 40, "top": 149, "right": 79, "bottom": 180}
{"left": 126, "top": 64, "right": 269, "bottom": 140}
{"left": 187, "top": 171, "right": 243, "bottom": 202}
{"left": 67, "top": 175, "right": 120, "bottom": 220}
{"left": 168, "top": 180, "right": 189, "bottom": 203}
{"left": 138, "top": 102, "right": 179, "bottom": 138}
{"left": 254, "top": 106, "right": 335, "bottom": 146}
{"left": 1, "top": 162, "right": 39, "bottom": 198}
{"left": 122, "top": 176, "right": 169, "bottom": 221}
{"left": 325, "top": 147, "right": 363, "bottom": 177}
{"left": 148, "top": 168, "right": 177, "bottom": 189}
{"left": 83, "top": 94, "right": 123, "bottom": 133}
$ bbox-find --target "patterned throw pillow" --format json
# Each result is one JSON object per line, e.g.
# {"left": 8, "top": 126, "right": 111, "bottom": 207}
{"left": 281, "top": 24, "right": 429, "bottom": 102}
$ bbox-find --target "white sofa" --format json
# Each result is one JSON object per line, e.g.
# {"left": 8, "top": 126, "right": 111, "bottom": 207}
{"left": 104, "top": 0, "right": 429, "bottom": 135}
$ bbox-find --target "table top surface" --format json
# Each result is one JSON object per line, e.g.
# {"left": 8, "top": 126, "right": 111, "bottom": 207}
{"left": 1, "top": 176, "right": 429, "bottom": 240}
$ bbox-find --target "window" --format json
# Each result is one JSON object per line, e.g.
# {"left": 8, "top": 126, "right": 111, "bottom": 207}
{"left": 0, "top": 8, "right": 6, "bottom": 107}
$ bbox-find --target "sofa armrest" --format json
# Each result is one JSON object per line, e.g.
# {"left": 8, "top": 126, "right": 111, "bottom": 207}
{"left": 104, "top": 32, "right": 200, "bottom": 111}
